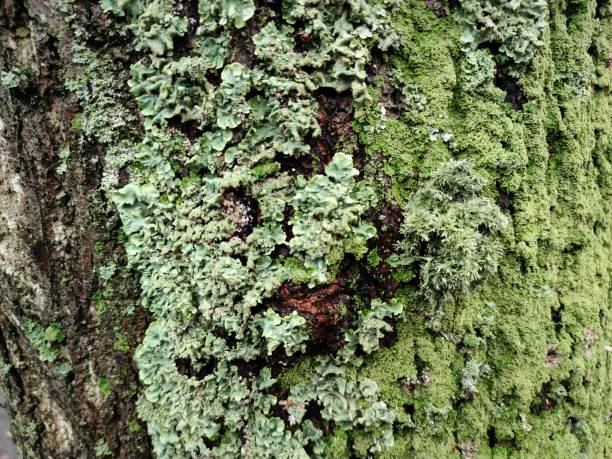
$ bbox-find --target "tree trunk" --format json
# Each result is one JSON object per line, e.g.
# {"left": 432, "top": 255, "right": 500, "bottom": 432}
{"left": 0, "top": 1, "right": 609, "bottom": 458}
{"left": 0, "top": 1, "right": 150, "bottom": 457}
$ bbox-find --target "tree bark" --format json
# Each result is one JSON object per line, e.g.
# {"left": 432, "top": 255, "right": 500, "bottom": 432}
{"left": 0, "top": 1, "right": 150, "bottom": 457}
{"left": 0, "top": 1, "right": 610, "bottom": 458}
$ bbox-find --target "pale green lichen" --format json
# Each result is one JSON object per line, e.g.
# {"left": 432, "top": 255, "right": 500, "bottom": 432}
{"left": 94, "top": 438, "right": 112, "bottom": 457}
{"left": 457, "top": 0, "right": 549, "bottom": 64}
{"left": 0, "top": 361, "right": 11, "bottom": 377}
{"left": 102, "top": 0, "right": 400, "bottom": 456}
{"left": 1, "top": 67, "right": 32, "bottom": 89}
{"left": 253, "top": 2, "right": 397, "bottom": 101}
{"left": 100, "top": 0, "right": 141, "bottom": 17}
{"left": 287, "top": 357, "right": 395, "bottom": 453}
{"left": 133, "top": 0, "right": 188, "bottom": 56}
{"left": 459, "top": 48, "right": 496, "bottom": 94}
{"left": 55, "top": 146, "right": 71, "bottom": 176}
{"left": 199, "top": 0, "right": 255, "bottom": 30}
{"left": 289, "top": 153, "right": 376, "bottom": 285}
{"left": 128, "top": 57, "right": 215, "bottom": 129}
{"left": 254, "top": 310, "right": 309, "bottom": 357}
{"left": 215, "top": 63, "right": 251, "bottom": 129}
{"left": 65, "top": 44, "right": 137, "bottom": 145}
{"left": 350, "top": 299, "right": 404, "bottom": 355}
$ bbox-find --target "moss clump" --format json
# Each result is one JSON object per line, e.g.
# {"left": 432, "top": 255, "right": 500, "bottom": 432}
{"left": 392, "top": 159, "right": 507, "bottom": 303}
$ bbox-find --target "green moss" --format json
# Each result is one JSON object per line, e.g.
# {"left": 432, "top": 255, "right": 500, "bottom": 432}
{"left": 367, "top": 247, "right": 381, "bottom": 268}
{"left": 128, "top": 420, "right": 143, "bottom": 432}
{"left": 355, "top": 2, "right": 460, "bottom": 204}
{"left": 23, "top": 320, "right": 66, "bottom": 364}
{"left": 319, "top": 429, "right": 350, "bottom": 458}
{"left": 113, "top": 328, "right": 130, "bottom": 353}
{"left": 98, "top": 377, "right": 112, "bottom": 398}
{"left": 277, "top": 356, "right": 319, "bottom": 391}
{"left": 351, "top": 1, "right": 611, "bottom": 457}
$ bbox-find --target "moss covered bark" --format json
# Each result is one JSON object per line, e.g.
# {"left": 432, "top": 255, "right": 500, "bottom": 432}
{"left": 351, "top": 1, "right": 611, "bottom": 456}
{"left": 0, "top": 0, "right": 609, "bottom": 458}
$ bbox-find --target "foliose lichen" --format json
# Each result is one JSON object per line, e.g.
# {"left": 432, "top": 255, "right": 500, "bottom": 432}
{"left": 102, "top": 0, "right": 402, "bottom": 456}
{"left": 288, "top": 153, "right": 377, "bottom": 285}
{"left": 457, "top": 0, "right": 549, "bottom": 64}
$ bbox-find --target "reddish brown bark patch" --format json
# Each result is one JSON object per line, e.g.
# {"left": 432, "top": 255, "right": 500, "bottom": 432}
{"left": 276, "top": 280, "right": 350, "bottom": 345}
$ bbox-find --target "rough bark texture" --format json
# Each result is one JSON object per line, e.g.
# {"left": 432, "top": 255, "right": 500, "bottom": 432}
{"left": 0, "top": 1, "right": 150, "bottom": 457}
{"left": 0, "top": 0, "right": 610, "bottom": 458}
